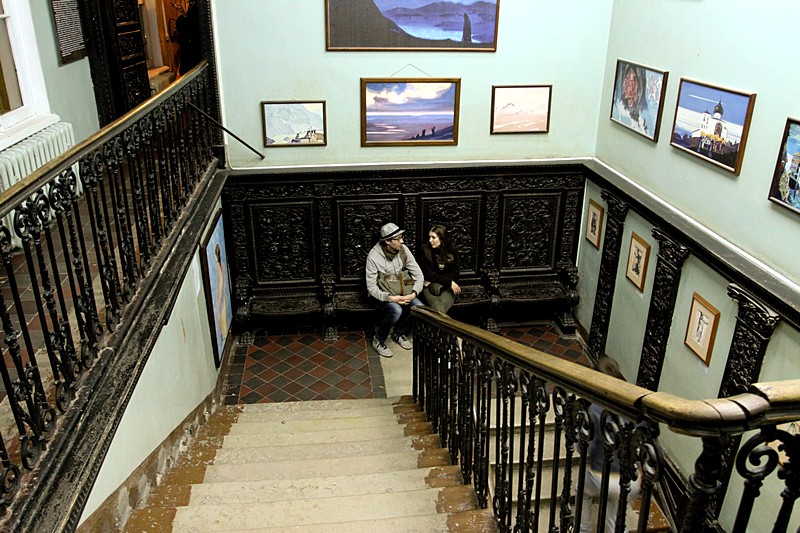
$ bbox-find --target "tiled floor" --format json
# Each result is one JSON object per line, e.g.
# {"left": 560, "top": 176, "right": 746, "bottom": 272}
{"left": 223, "top": 322, "right": 592, "bottom": 405}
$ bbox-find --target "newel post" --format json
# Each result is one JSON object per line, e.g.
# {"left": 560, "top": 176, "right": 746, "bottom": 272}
{"left": 681, "top": 435, "right": 729, "bottom": 532}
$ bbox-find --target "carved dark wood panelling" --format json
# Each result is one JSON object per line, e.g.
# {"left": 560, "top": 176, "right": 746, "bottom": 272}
{"left": 420, "top": 195, "right": 481, "bottom": 275}
{"left": 122, "top": 64, "right": 150, "bottom": 109}
{"left": 119, "top": 31, "right": 144, "bottom": 60}
{"left": 222, "top": 165, "right": 586, "bottom": 333}
{"left": 337, "top": 199, "right": 400, "bottom": 281}
{"left": 587, "top": 190, "right": 629, "bottom": 360}
{"left": 500, "top": 193, "right": 560, "bottom": 271}
{"left": 710, "top": 284, "right": 781, "bottom": 521}
{"left": 113, "top": 0, "right": 138, "bottom": 23}
{"left": 637, "top": 228, "right": 690, "bottom": 390}
{"left": 251, "top": 202, "right": 316, "bottom": 283}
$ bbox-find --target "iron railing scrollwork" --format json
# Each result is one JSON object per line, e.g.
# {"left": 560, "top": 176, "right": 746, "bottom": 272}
{"left": 412, "top": 306, "right": 800, "bottom": 533}
{"left": 0, "top": 62, "right": 215, "bottom": 521}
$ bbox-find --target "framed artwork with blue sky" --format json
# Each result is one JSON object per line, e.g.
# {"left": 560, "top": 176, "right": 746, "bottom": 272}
{"left": 670, "top": 79, "right": 756, "bottom": 175}
{"left": 326, "top": 0, "right": 499, "bottom": 51}
{"left": 769, "top": 118, "right": 800, "bottom": 216}
{"left": 361, "top": 78, "right": 460, "bottom": 146}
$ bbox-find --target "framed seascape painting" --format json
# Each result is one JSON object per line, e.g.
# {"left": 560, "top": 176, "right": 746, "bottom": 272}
{"left": 326, "top": 0, "right": 499, "bottom": 51}
{"left": 490, "top": 85, "right": 552, "bottom": 134}
{"left": 610, "top": 59, "right": 668, "bottom": 141}
{"left": 261, "top": 101, "right": 326, "bottom": 147}
{"left": 585, "top": 199, "right": 604, "bottom": 250}
{"left": 200, "top": 210, "right": 233, "bottom": 367}
{"left": 768, "top": 118, "right": 800, "bottom": 215}
{"left": 625, "top": 232, "right": 651, "bottom": 292}
{"left": 670, "top": 79, "right": 756, "bottom": 175}
{"left": 361, "top": 78, "right": 460, "bottom": 147}
{"left": 684, "top": 292, "right": 720, "bottom": 366}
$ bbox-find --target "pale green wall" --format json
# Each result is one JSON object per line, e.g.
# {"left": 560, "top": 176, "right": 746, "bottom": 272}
{"left": 212, "top": 0, "right": 613, "bottom": 167}
{"left": 30, "top": 0, "right": 99, "bottom": 142}
{"left": 80, "top": 246, "right": 220, "bottom": 522}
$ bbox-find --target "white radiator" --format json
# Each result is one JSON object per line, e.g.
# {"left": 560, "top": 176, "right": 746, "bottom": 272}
{"left": 0, "top": 122, "right": 80, "bottom": 248}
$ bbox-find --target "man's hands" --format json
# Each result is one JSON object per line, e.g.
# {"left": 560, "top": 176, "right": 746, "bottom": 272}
{"left": 451, "top": 281, "right": 461, "bottom": 295}
{"left": 388, "top": 292, "right": 416, "bottom": 305}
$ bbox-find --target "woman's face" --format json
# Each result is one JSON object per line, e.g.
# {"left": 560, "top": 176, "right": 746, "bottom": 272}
{"left": 428, "top": 231, "right": 441, "bottom": 249}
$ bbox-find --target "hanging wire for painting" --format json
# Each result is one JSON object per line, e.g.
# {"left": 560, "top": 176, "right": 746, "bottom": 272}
{"left": 389, "top": 64, "right": 433, "bottom": 78}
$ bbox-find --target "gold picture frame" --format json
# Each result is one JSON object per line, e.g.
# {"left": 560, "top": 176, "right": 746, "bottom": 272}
{"left": 684, "top": 292, "right": 720, "bottom": 365}
{"left": 625, "top": 232, "right": 651, "bottom": 291}
{"left": 585, "top": 199, "right": 604, "bottom": 249}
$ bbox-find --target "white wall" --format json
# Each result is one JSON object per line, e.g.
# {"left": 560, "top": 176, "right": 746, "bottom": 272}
{"left": 80, "top": 249, "right": 220, "bottom": 521}
{"left": 212, "top": 0, "right": 612, "bottom": 168}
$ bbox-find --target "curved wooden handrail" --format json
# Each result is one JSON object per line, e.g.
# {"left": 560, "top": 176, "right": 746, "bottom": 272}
{"left": 412, "top": 306, "right": 800, "bottom": 436}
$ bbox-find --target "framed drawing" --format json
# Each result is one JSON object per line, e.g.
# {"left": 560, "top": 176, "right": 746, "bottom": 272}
{"left": 200, "top": 209, "right": 233, "bottom": 367}
{"left": 490, "top": 85, "right": 552, "bottom": 134}
{"left": 585, "top": 199, "right": 604, "bottom": 249}
{"left": 625, "top": 232, "right": 651, "bottom": 291}
{"left": 326, "top": 0, "right": 499, "bottom": 51}
{"left": 684, "top": 292, "right": 720, "bottom": 365}
{"left": 261, "top": 101, "right": 326, "bottom": 147}
{"left": 768, "top": 117, "right": 800, "bottom": 216}
{"left": 670, "top": 79, "right": 756, "bottom": 175}
{"left": 610, "top": 59, "right": 668, "bottom": 141}
{"left": 361, "top": 78, "right": 460, "bottom": 147}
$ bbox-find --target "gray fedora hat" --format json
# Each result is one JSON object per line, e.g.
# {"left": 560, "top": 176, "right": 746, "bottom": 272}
{"left": 380, "top": 222, "right": 405, "bottom": 240}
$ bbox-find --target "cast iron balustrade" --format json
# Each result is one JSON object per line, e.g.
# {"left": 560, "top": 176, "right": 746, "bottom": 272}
{"left": 411, "top": 306, "right": 800, "bottom": 533}
{"left": 0, "top": 62, "right": 215, "bottom": 521}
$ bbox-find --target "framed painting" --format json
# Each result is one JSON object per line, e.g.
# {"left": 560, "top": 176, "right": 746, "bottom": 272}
{"left": 610, "top": 59, "right": 668, "bottom": 141}
{"left": 768, "top": 117, "right": 800, "bottom": 216}
{"left": 585, "top": 199, "right": 604, "bottom": 249}
{"left": 261, "top": 101, "right": 326, "bottom": 147}
{"left": 326, "top": 0, "right": 499, "bottom": 51}
{"left": 200, "top": 209, "right": 233, "bottom": 367}
{"left": 490, "top": 85, "right": 551, "bottom": 134}
{"left": 684, "top": 292, "right": 720, "bottom": 365}
{"left": 670, "top": 79, "right": 756, "bottom": 175}
{"left": 625, "top": 232, "right": 651, "bottom": 291}
{"left": 361, "top": 78, "right": 460, "bottom": 147}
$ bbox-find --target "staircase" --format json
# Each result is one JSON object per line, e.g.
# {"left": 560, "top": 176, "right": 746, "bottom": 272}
{"left": 125, "top": 397, "right": 498, "bottom": 532}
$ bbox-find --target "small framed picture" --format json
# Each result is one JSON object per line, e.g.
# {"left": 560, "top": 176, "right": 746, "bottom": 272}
{"left": 585, "top": 199, "right": 604, "bottom": 249}
{"left": 768, "top": 117, "right": 800, "bottom": 216}
{"left": 361, "top": 78, "right": 460, "bottom": 147}
{"left": 261, "top": 101, "right": 327, "bottom": 147}
{"left": 610, "top": 59, "right": 668, "bottom": 142}
{"left": 684, "top": 292, "right": 720, "bottom": 365}
{"left": 490, "top": 85, "right": 552, "bottom": 134}
{"left": 670, "top": 78, "right": 756, "bottom": 175}
{"left": 625, "top": 232, "right": 651, "bottom": 291}
{"left": 200, "top": 209, "right": 233, "bottom": 367}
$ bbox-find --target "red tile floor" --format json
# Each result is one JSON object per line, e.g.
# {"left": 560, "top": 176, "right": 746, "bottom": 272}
{"left": 223, "top": 323, "right": 593, "bottom": 405}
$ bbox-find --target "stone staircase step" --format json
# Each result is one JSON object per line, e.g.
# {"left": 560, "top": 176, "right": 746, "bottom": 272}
{"left": 226, "top": 413, "right": 407, "bottom": 434}
{"left": 236, "top": 403, "right": 417, "bottom": 422}
{"left": 222, "top": 424, "right": 409, "bottom": 447}
{"left": 238, "top": 397, "right": 414, "bottom": 413}
{"left": 182, "top": 466, "right": 463, "bottom": 505}
{"left": 170, "top": 485, "right": 475, "bottom": 531}
{"left": 214, "top": 434, "right": 439, "bottom": 464}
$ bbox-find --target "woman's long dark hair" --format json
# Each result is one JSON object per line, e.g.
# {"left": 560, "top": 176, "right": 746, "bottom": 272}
{"left": 423, "top": 224, "right": 456, "bottom": 264}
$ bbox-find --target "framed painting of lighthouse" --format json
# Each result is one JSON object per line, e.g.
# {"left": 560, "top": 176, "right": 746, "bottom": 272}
{"left": 768, "top": 117, "right": 800, "bottom": 216}
{"left": 326, "top": 0, "right": 499, "bottom": 51}
{"left": 670, "top": 79, "right": 756, "bottom": 175}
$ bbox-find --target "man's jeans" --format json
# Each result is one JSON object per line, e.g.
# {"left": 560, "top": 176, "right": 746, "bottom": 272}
{"left": 373, "top": 297, "right": 424, "bottom": 342}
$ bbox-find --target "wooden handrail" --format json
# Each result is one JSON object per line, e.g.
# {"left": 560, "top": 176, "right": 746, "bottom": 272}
{"left": 411, "top": 306, "right": 800, "bottom": 436}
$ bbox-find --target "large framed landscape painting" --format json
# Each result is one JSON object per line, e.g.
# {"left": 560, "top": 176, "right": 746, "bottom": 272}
{"left": 610, "top": 59, "right": 668, "bottom": 141}
{"left": 490, "top": 85, "right": 551, "bottom": 134}
{"left": 262, "top": 101, "right": 327, "bottom": 147}
{"left": 768, "top": 118, "right": 800, "bottom": 216}
{"left": 326, "top": 0, "right": 499, "bottom": 51}
{"left": 670, "top": 79, "right": 756, "bottom": 175}
{"left": 361, "top": 78, "right": 460, "bottom": 146}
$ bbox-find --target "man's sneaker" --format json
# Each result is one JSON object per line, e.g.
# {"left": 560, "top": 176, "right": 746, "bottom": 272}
{"left": 372, "top": 337, "right": 393, "bottom": 358}
{"left": 393, "top": 334, "right": 412, "bottom": 350}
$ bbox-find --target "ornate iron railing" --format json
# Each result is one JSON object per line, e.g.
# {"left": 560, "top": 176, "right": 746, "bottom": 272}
{"left": 0, "top": 62, "right": 216, "bottom": 522}
{"left": 412, "top": 306, "right": 800, "bottom": 533}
